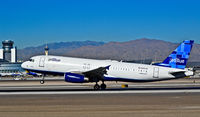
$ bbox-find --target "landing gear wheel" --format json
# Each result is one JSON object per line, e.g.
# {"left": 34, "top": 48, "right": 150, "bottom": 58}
{"left": 40, "top": 80, "right": 45, "bottom": 84}
{"left": 100, "top": 84, "right": 106, "bottom": 90}
{"left": 94, "top": 84, "right": 100, "bottom": 90}
{"left": 40, "top": 74, "right": 45, "bottom": 84}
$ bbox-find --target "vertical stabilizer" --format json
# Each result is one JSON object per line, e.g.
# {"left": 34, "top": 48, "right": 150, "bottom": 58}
{"left": 155, "top": 40, "right": 194, "bottom": 69}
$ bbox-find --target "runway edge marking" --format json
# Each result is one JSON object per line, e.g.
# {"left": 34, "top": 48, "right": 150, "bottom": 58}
{"left": 1, "top": 90, "right": 200, "bottom": 95}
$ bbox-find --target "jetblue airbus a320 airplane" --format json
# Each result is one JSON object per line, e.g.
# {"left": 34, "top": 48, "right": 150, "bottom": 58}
{"left": 22, "top": 40, "right": 194, "bottom": 90}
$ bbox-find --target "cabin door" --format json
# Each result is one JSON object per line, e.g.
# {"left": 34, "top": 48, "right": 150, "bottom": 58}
{"left": 153, "top": 67, "right": 159, "bottom": 78}
{"left": 39, "top": 57, "right": 45, "bottom": 67}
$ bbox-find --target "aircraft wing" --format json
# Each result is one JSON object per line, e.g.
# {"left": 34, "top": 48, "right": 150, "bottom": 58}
{"left": 82, "top": 65, "right": 111, "bottom": 82}
{"left": 69, "top": 65, "right": 111, "bottom": 82}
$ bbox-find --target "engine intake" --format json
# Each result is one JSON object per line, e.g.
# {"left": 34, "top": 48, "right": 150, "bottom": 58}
{"left": 65, "top": 73, "right": 88, "bottom": 83}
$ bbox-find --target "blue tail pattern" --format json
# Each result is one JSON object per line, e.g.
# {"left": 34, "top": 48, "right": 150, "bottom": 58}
{"left": 155, "top": 40, "right": 194, "bottom": 69}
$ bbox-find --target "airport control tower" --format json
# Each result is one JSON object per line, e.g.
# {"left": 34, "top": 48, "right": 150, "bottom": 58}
{"left": 44, "top": 44, "right": 49, "bottom": 56}
{"left": 0, "top": 40, "right": 17, "bottom": 63}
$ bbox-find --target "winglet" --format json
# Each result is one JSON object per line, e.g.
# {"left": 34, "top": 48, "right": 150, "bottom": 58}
{"left": 105, "top": 65, "right": 111, "bottom": 70}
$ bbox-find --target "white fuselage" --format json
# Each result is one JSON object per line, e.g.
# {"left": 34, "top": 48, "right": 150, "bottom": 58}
{"left": 21, "top": 55, "right": 193, "bottom": 82}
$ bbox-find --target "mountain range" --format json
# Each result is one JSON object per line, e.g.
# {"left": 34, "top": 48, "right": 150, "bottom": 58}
{"left": 17, "top": 39, "right": 200, "bottom": 62}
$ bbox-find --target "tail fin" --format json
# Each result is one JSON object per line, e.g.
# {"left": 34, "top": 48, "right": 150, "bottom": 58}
{"left": 155, "top": 40, "right": 194, "bottom": 69}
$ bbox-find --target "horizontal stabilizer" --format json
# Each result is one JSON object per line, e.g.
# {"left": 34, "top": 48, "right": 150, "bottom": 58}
{"left": 169, "top": 71, "right": 186, "bottom": 78}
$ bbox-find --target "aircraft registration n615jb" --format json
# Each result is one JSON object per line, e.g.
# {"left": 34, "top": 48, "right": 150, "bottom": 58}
{"left": 22, "top": 40, "right": 194, "bottom": 90}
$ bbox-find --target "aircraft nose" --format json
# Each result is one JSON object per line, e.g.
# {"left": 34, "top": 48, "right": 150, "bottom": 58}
{"left": 21, "top": 61, "right": 28, "bottom": 69}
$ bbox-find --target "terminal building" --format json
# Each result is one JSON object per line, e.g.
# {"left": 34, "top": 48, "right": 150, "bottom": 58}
{"left": 0, "top": 40, "right": 24, "bottom": 77}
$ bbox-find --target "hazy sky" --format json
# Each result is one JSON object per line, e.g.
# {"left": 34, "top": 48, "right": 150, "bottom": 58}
{"left": 0, "top": 0, "right": 200, "bottom": 48}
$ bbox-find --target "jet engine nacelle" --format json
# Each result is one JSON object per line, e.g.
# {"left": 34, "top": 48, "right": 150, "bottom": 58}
{"left": 65, "top": 73, "right": 88, "bottom": 83}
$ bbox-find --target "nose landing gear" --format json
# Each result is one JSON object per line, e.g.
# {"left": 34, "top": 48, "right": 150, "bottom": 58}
{"left": 40, "top": 74, "right": 45, "bottom": 84}
{"left": 40, "top": 80, "right": 45, "bottom": 84}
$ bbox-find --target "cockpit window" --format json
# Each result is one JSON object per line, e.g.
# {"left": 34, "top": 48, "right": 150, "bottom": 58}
{"left": 29, "top": 59, "right": 34, "bottom": 62}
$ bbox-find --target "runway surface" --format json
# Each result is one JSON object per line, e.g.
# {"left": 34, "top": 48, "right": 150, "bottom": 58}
{"left": 1, "top": 83, "right": 200, "bottom": 95}
{"left": 0, "top": 79, "right": 200, "bottom": 117}
{"left": 0, "top": 79, "right": 200, "bottom": 94}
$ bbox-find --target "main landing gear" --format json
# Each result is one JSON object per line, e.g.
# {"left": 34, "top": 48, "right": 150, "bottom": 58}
{"left": 94, "top": 81, "right": 107, "bottom": 90}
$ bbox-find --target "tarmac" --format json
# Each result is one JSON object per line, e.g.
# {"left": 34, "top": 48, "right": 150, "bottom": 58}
{"left": 0, "top": 78, "right": 200, "bottom": 117}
